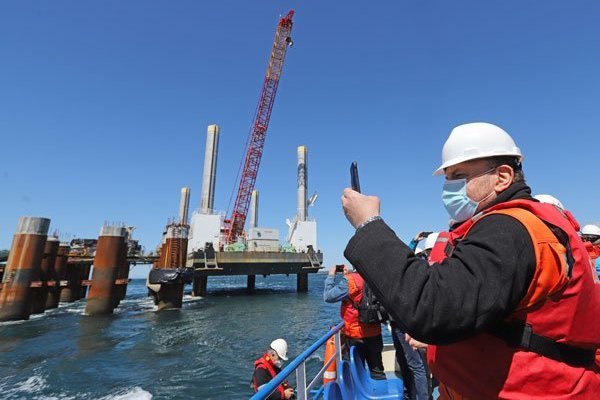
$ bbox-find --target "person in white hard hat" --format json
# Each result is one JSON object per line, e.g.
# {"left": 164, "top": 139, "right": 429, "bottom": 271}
{"left": 581, "top": 224, "right": 600, "bottom": 277}
{"left": 391, "top": 230, "right": 441, "bottom": 400}
{"left": 533, "top": 194, "right": 565, "bottom": 210}
{"left": 341, "top": 122, "right": 600, "bottom": 399}
{"left": 582, "top": 223, "right": 600, "bottom": 240}
{"left": 251, "top": 338, "right": 294, "bottom": 399}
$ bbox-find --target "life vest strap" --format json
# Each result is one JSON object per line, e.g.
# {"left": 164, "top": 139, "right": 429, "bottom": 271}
{"left": 546, "top": 223, "right": 576, "bottom": 278}
{"left": 492, "top": 320, "right": 597, "bottom": 368}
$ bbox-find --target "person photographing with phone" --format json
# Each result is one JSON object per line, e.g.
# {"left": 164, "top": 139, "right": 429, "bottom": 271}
{"left": 323, "top": 264, "right": 386, "bottom": 380}
{"left": 341, "top": 123, "right": 600, "bottom": 399}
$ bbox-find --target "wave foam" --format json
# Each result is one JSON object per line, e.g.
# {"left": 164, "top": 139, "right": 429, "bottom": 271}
{"left": 100, "top": 387, "right": 153, "bottom": 400}
{"left": 0, "top": 374, "right": 48, "bottom": 396}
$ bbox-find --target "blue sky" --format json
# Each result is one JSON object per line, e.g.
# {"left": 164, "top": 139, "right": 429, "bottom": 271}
{"left": 1, "top": 1, "right": 599, "bottom": 278}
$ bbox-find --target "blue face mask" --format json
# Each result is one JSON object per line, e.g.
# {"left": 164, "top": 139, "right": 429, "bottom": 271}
{"left": 441, "top": 179, "right": 479, "bottom": 223}
{"left": 442, "top": 167, "right": 497, "bottom": 223}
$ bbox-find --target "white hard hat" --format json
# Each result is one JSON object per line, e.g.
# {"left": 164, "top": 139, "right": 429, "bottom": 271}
{"left": 534, "top": 194, "right": 565, "bottom": 211}
{"left": 270, "top": 338, "right": 288, "bottom": 360}
{"left": 434, "top": 122, "right": 523, "bottom": 176}
{"left": 414, "top": 246, "right": 424, "bottom": 255}
{"left": 582, "top": 224, "right": 600, "bottom": 236}
{"left": 424, "top": 232, "right": 440, "bottom": 251}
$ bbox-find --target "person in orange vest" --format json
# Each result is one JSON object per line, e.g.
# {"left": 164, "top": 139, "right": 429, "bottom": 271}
{"left": 341, "top": 122, "right": 600, "bottom": 399}
{"left": 251, "top": 339, "right": 295, "bottom": 400}
{"left": 323, "top": 264, "right": 386, "bottom": 380}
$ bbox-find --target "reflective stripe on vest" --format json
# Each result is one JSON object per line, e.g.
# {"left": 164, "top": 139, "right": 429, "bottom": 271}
{"left": 427, "top": 199, "right": 600, "bottom": 399}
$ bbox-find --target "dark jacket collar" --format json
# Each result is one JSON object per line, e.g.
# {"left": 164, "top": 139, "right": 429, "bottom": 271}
{"left": 449, "top": 181, "right": 533, "bottom": 231}
{"left": 483, "top": 181, "right": 533, "bottom": 211}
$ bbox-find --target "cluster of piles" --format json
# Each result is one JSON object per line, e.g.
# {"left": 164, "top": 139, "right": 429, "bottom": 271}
{"left": 0, "top": 216, "right": 131, "bottom": 321}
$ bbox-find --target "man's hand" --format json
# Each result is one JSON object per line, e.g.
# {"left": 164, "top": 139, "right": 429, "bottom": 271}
{"left": 413, "top": 231, "right": 433, "bottom": 242}
{"left": 405, "top": 333, "right": 428, "bottom": 351}
{"left": 284, "top": 388, "right": 295, "bottom": 399}
{"left": 328, "top": 265, "right": 337, "bottom": 276}
{"left": 341, "top": 188, "right": 380, "bottom": 229}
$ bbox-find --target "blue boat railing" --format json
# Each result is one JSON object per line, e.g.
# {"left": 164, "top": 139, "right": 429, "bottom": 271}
{"left": 250, "top": 321, "right": 345, "bottom": 400}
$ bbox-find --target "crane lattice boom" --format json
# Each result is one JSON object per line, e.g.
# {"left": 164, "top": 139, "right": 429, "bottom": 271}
{"left": 226, "top": 10, "right": 294, "bottom": 244}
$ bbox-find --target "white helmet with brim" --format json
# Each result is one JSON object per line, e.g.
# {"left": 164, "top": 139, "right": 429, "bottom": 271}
{"left": 582, "top": 224, "right": 600, "bottom": 236}
{"left": 434, "top": 122, "right": 523, "bottom": 176}
{"left": 270, "top": 338, "right": 288, "bottom": 361}
{"left": 534, "top": 194, "right": 565, "bottom": 211}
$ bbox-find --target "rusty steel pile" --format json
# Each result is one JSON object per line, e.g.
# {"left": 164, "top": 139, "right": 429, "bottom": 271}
{"left": 0, "top": 216, "right": 137, "bottom": 322}
{"left": 147, "top": 187, "right": 193, "bottom": 311}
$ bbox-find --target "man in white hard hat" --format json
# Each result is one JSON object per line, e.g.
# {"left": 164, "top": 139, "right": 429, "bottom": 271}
{"left": 581, "top": 224, "right": 600, "bottom": 278}
{"left": 341, "top": 122, "right": 600, "bottom": 399}
{"left": 391, "top": 231, "right": 442, "bottom": 400}
{"left": 251, "top": 338, "right": 295, "bottom": 399}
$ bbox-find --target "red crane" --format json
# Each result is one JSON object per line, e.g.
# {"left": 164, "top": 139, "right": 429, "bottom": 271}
{"left": 225, "top": 10, "right": 295, "bottom": 244}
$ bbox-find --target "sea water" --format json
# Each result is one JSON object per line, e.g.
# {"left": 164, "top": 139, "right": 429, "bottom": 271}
{"left": 0, "top": 274, "right": 346, "bottom": 399}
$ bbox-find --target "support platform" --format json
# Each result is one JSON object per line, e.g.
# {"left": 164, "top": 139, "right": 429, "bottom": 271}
{"left": 187, "top": 250, "right": 323, "bottom": 295}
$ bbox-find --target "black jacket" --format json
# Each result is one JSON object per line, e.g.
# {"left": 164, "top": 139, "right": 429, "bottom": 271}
{"left": 344, "top": 182, "right": 536, "bottom": 344}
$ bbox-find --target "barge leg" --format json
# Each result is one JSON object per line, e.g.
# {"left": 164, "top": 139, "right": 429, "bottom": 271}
{"left": 156, "top": 283, "right": 184, "bottom": 310}
{"left": 297, "top": 272, "right": 308, "bottom": 293}
{"left": 113, "top": 261, "right": 130, "bottom": 308}
{"left": 0, "top": 217, "right": 50, "bottom": 322}
{"left": 247, "top": 275, "right": 256, "bottom": 293}
{"left": 85, "top": 226, "right": 127, "bottom": 316}
{"left": 60, "top": 262, "right": 83, "bottom": 303}
{"left": 46, "top": 243, "right": 69, "bottom": 309}
{"left": 192, "top": 275, "right": 208, "bottom": 297}
{"left": 31, "top": 237, "right": 59, "bottom": 314}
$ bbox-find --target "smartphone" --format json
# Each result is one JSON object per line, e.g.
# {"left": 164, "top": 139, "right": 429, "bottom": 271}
{"left": 335, "top": 264, "right": 344, "bottom": 273}
{"left": 350, "top": 161, "right": 361, "bottom": 193}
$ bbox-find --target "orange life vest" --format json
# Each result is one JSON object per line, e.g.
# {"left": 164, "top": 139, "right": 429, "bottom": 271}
{"left": 427, "top": 199, "right": 600, "bottom": 399}
{"left": 252, "top": 353, "right": 285, "bottom": 399}
{"left": 340, "top": 273, "right": 381, "bottom": 339}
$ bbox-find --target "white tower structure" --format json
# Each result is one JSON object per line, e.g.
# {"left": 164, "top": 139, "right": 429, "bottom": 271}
{"left": 297, "top": 146, "right": 307, "bottom": 221}
{"left": 189, "top": 124, "right": 224, "bottom": 253}
{"left": 179, "top": 187, "right": 191, "bottom": 225}
{"left": 249, "top": 190, "right": 259, "bottom": 229}
{"left": 200, "top": 124, "right": 219, "bottom": 214}
{"left": 287, "top": 146, "right": 318, "bottom": 252}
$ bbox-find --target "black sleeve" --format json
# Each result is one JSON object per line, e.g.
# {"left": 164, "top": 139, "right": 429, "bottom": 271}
{"left": 344, "top": 216, "right": 535, "bottom": 344}
{"left": 253, "top": 367, "right": 283, "bottom": 400}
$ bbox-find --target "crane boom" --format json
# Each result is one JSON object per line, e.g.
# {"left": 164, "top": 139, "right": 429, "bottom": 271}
{"left": 226, "top": 10, "right": 295, "bottom": 244}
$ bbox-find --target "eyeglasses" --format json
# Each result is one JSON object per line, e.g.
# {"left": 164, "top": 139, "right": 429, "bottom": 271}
{"left": 447, "top": 167, "right": 497, "bottom": 182}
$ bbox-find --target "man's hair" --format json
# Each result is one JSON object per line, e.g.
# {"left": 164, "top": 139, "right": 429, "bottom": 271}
{"left": 485, "top": 156, "right": 525, "bottom": 183}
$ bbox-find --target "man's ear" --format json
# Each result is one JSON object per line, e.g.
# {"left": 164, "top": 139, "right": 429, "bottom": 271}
{"left": 494, "top": 165, "right": 514, "bottom": 192}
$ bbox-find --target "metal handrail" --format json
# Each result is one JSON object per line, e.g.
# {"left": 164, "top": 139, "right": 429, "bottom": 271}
{"left": 250, "top": 321, "right": 344, "bottom": 400}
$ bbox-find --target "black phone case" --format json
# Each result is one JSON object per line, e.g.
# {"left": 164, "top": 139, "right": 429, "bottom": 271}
{"left": 350, "top": 162, "right": 361, "bottom": 193}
